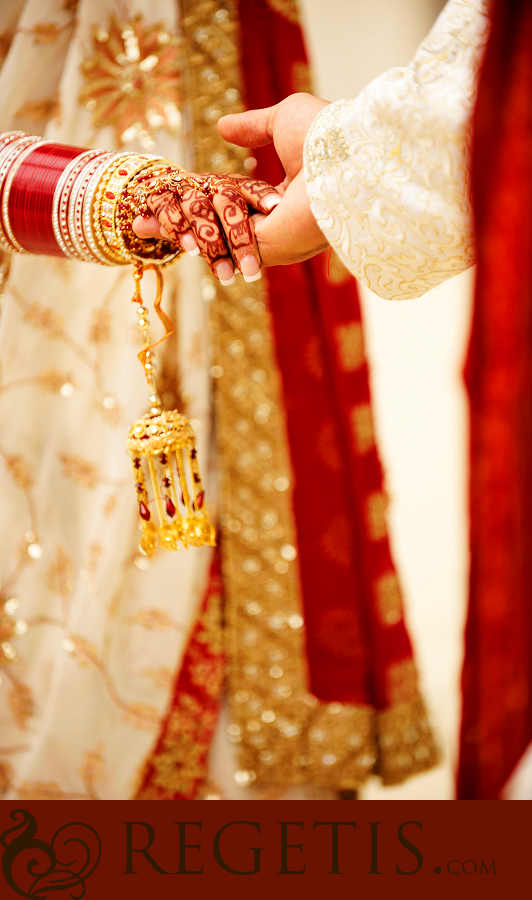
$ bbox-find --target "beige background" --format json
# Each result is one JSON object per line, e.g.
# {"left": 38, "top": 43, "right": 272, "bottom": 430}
{"left": 300, "top": 0, "right": 473, "bottom": 799}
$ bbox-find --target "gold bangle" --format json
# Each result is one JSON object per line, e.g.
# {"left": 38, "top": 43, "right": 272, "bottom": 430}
{"left": 117, "top": 162, "right": 185, "bottom": 265}
{"left": 92, "top": 154, "right": 158, "bottom": 264}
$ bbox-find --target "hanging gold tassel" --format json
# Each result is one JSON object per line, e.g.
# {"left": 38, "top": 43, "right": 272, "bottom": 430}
{"left": 126, "top": 262, "right": 215, "bottom": 556}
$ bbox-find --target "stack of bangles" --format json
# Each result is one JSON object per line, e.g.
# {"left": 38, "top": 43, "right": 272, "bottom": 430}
{"left": 0, "top": 130, "right": 193, "bottom": 266}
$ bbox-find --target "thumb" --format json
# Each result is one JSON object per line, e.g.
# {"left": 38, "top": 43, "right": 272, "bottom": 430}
{"left": 218, "top": 105, "right": 277, "bottom": 148}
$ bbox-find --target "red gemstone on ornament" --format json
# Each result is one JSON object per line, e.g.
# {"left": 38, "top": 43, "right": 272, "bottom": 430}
{"left": 195, "top": 491, "right": 204, "bottom": 510}
{"left": 193, "top": 473, "right": 200, "bottom": 483}
{"left": 163, "top": 477, "right": 171, "bottom": 488}
{"left": 102, "top": 219, "right": 111, "bottom": 228}
{"left": 139, "top": 501, "right": 151, "bottom": 521}
{"left": 165, "top": 497, "right": 176, "bottom": 518}
{"left": 133, "top": 457, "right": 141, "bottom": 468}
{"left": 118, "top": 169, "right": 128, "bottom": 176}
{"left": 105, "top": 191, "right": 115, "bottom": 199}
{"left": 190, "top": 448, "right": 197, "bottom": 459}
{"left": 181, "top": 493, "right": 185, "bottom": 505}
{"left": 159, "top": 452, "right": 167, "bottom": 465}
{"left": 136, "top": 483, "right": 143, "bottom": 493}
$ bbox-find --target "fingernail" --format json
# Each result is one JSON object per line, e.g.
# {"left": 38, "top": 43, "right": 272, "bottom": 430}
{"left": 215, "top": 260, "right": 235, "bottom": 286}
{"left": 180, "top": 233, "right": 200, "bottom": 256}
{"left": 263, "top": 194, "right": 281, "bottom": 210}
{"left": 240, "top": 254, "right": 261, "bottom": 282}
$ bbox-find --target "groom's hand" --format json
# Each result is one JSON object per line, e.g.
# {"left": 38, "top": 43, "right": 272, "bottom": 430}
{"left": 218, "top": 93, "right": 331, "bottom": 266}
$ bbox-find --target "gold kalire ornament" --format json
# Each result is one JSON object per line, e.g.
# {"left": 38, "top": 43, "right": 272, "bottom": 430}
{"left": 127, "top": 262, "right": 215, "bottom": 555}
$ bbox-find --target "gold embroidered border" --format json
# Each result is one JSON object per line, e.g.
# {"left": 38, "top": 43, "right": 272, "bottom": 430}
{"left": 181, "top": 0, "right": 438, "bottom": 790}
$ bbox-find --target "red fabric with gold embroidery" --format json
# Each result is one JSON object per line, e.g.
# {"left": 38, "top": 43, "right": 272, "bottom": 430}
{"left": 458, "top": 0, "right": 532, "bottom": 799}
{"left": 237, "top": 0, "right": 416, "bottom": 709}
{"left": 136, "top": 558, "right": 224, "bottom": 800}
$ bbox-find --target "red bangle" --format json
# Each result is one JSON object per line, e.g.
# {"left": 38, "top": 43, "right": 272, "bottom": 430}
{"left": 8, "top": 143, "right": 86, "bottom": 256}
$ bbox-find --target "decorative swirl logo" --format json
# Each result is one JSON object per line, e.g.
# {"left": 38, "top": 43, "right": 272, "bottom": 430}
{"left": 1, "top": 809, "right": 101, "bottom": 898}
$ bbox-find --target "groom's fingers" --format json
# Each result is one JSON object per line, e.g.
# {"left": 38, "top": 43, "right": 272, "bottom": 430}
{"left": 252, "top": 170, "right": 328, "bottom": 267}
{"left": 218, "top": 105, "right": 277, "bottom": 148}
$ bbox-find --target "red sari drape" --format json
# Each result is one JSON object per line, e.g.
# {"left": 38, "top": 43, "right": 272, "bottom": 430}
{"left": 459, "top": 0, "right": 532, "bottom": 799}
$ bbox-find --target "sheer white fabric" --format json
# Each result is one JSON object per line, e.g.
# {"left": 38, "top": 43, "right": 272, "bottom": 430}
{"left": 0, "top": 0, "right": 214, "bottom": 800}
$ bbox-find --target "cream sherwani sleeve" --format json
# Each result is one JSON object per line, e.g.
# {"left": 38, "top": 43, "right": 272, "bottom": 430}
{"left": 303, "top": 0, "right": 491, "bottom": 300}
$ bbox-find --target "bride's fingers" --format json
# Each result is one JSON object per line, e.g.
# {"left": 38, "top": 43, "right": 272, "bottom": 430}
{"left": 146, "top": 191, "right": 201, "bottom": 256}
{"left": 222, "top": 174, "right": 282, "bottom": 213}
{"left": 162, "top": 184, "right": 236, "bottom": 284}
{"left": 209, "top": 178, "right": 262, "bottom": 282}
{"left": 132, "top": 213, "right": 167, "bottom": 240}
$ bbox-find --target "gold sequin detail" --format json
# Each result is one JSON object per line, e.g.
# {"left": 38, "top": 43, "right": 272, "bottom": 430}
{"left": 373, "top": 571, "right": 403, "bottom": 627}
{"left": 377, "top": 697, "right": 439, "bottom": 785}
{"left": 365, "top": 490, "right": 389, "bottom": 541}
{"left": 15, "top": 97, "right": 60, "bottom": 122}
{"left": 386, "top": 659, "right": 420, "bottom": 705}
{"left": 334, "top": 321, "right": 364, "bottom": 372}
{"left": 350, "top": 402, "right": 375, "bottom": 455}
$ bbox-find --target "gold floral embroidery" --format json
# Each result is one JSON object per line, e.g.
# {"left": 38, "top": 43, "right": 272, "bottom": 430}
{"left": 22, "top": 301, "right": 64, "bottom": 339}
{"left": 38, "top": 369, "right": 74, "bottom": 393}
{"left": 20, "top": 24, "right": 66, "bottom": 45}
{"left": 4, "top": 454, "right": 33, "bottom": 490}
{"left": 7, "top": 680, "right": 34, "bottom": 730}
{"left": 143, "top": 666, "right": 174, "bottom": 690}
{"left": 15, "top": 96, "right": 60, "bottom": 122}
{"left": 103, "top": 493, "right": 118, "bottom": 518}
{"left": 78, "top": 745, "right": 104, "bottom": 799}
{"left": 88, "top": 307, "right": 111, "bottom": 344}
{"left": 125, "top": 609, "right": 185, "bottom": 632}
{"left": 63, "top": 635, "right": 160, "bottom": 726}
{"left": 334, "top": 322, "right": 364, "bottom": 372}
{"left": 79, "top": 15, "right": 182, "bottom": 147}
{"left": 142, "top": 693, "right": 217, "bottom": 796}
{"left": 374, "top": 571, "right": 403, "bottom": 627}
{"left": 58, "top": 453, "right": 100, "bottom": 489}
{"left": 0, "top": 761, "right": 14, "bottom": 796}
{"left": 265, "top": 0, "right": 301, "bottom": 24}
{"left": 386, "top": 658, "right": 420, "bottom": 705}
{"left": 377, "top": 697, "right": 439, "bottom": 785}
{"left": 17, "top": 781, "right": 70, "bottom": 800}
{"left": 365, "top": 490, "right": 388, "bottom": 541}
{"left": 45, "top": 546, "right": 73, "bottom": 601}
{"left": 136, "top": 580, "right": 224, "bottom": 799}
{"left": 350, "top": 402, "right": 375, "bottom": 455}
{"left": 0, "top": 369, "right": 74, "bottom": 397}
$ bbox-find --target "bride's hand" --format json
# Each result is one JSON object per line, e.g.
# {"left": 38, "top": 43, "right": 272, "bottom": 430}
{"left": 132, "top": 172, "right": 281, "bottom": 284}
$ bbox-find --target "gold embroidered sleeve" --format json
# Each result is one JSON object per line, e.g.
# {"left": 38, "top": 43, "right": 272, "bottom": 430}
{"left": 303, "top": 0, "right": 491, "bottom": 301}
